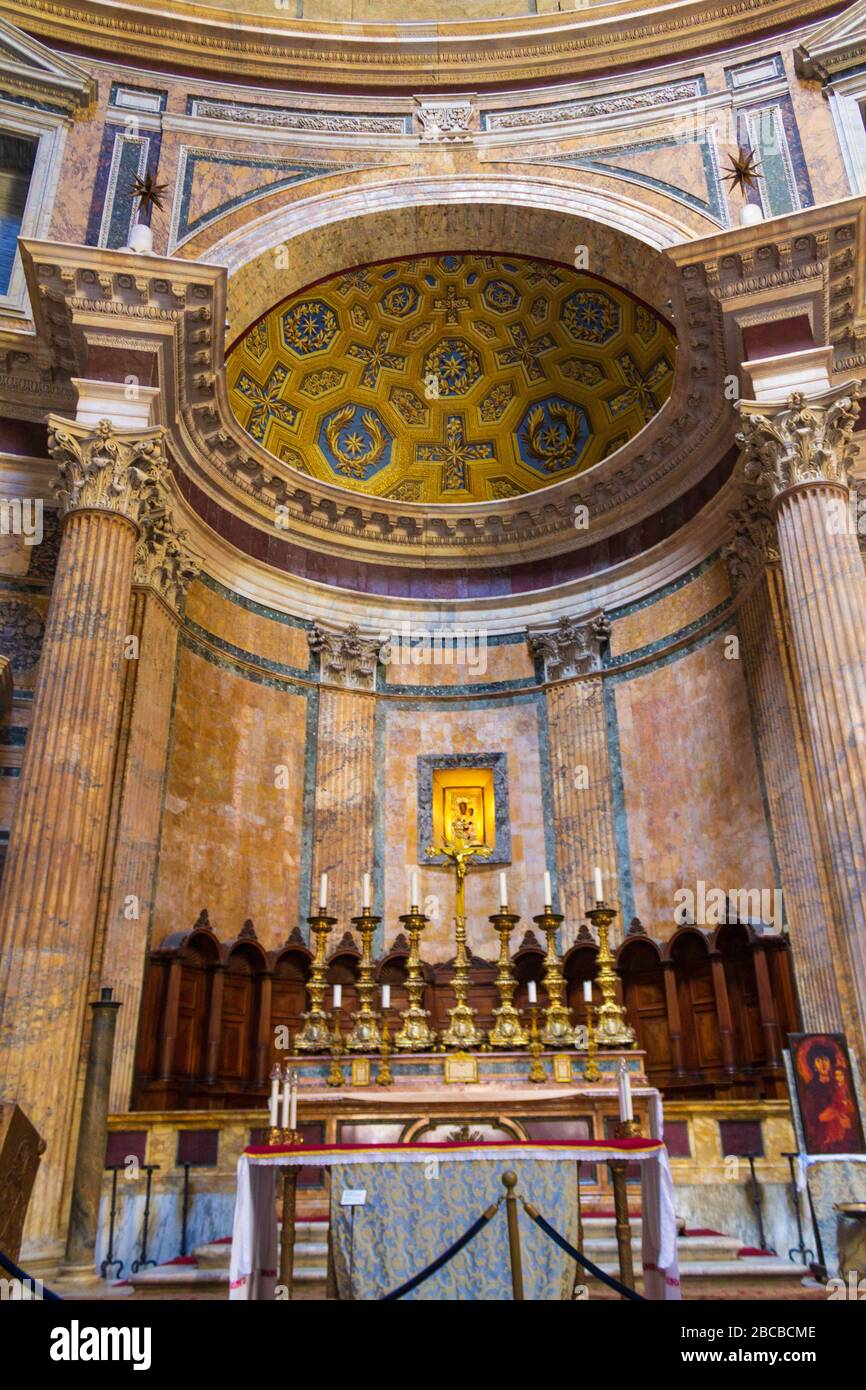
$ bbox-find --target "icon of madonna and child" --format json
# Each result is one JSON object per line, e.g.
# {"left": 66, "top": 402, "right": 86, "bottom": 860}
{"left": 790, "top": 1033, "right": 866, "bottom": 1156}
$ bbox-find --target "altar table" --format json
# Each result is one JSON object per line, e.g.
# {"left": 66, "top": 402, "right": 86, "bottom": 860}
{"left": 229, "top": 1139, "right": 680, "bottom": 1301}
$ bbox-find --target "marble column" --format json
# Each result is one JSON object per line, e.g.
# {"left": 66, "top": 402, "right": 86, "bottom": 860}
{"left": 0, "top": 417, "right": 166, "bottom": 1269}
{"left": 91, "top": 507, "right": 199, "bottom": 1114}
{"left": 726, "top": 498, "right": 852, "bottom": 1037}
{"left": 59, "top": 989, "right": 121, "bottom": 1280}
{"left": 737, "top": 383, "right": 866, "bottom": 1065}
{"left": 310, "top": 680, "right": 378, "bottom": 931}
{"left": 529, "top": 616, "right": 617, "bottom": 949}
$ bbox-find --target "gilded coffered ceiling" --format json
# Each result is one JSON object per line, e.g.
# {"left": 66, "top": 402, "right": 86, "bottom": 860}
{"left": 227, "top": 253, "right": 676, "bottom": 506}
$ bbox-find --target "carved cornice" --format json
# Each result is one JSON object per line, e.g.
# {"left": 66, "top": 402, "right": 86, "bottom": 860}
{"left": 667, "top": 198, "right": 866, "bottom": 378}
{"left": 527, "top": 612, "right": 610, "bottom": 680}
{"left": 308, "top": 623, "right": 382, "bottom": 690}
{"left": 47, "top": 416, "right": 168, "bottom": 527}
{"left": 1, "top": 0, "right": 841, "bottom": 89}
{"left": 736, "top": 384, "right": 862, "bottom": 504}
{"left": 723, "top": 492, "right": 779, "bottom": 590}
{"left": 21, "top": 237, "right": 729, "bottom": 572}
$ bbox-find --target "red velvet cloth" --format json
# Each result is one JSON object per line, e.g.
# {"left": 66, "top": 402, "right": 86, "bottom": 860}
{"left": 244, "top": 1137, "right": 662, "bottom": 1157}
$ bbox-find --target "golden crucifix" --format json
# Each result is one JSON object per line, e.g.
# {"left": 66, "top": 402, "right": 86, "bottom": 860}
{"left": 426, "top": 835, "right": 492, "bottom": 924}
{"left": 426, "top": 835, "right": 491, "bottom": 1048}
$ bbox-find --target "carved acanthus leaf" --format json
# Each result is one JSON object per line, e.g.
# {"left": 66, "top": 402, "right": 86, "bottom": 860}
{"left": 308, "top": 622, "right": 382, "bottom": 690}
{"left": 133, "top": 478, "right": 202, "bottom": 612}
{"left": 723, "top": 493, "right": 780, "bottom": 590}
{"left": 527, "top": 612, "right": 610, "bottom": 681}
{"left": 48, "top": 417, "right": 167, "bottom": 524}
{"left": 736, "top": 386, "right": 861, "bottom": 502}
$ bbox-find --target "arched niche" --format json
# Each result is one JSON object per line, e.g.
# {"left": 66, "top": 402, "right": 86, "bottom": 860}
{"left": 221, "top": 940, "right": 267, "bottom": 1090}
{"left": 667, "top": 927, "right": 723, "bottom": 1088}
{"left": 617, "top": 936, "right": 668, "bottom": 1084}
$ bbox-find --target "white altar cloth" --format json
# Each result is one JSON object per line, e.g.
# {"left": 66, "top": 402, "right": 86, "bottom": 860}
{"left": 228, "top": 1138, "right": 680, "bottom": 1300}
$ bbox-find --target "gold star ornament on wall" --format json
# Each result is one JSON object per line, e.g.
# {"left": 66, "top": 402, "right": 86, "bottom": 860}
{"left": 722, "top": 146, "right": 763, "bottom": 197}
{"left": 131, "top": 171, "right": 169, "bottom": 215}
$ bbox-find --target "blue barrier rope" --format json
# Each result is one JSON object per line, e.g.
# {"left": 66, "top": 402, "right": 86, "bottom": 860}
{"left": 523, "top": 1205, "right": 645, "bottom": 1301}
{"left": 380, "top": 1199, "right": 501, "bottom": 1300}
{"left": 0, "top": 1246, "right": 63, "bottom": 1301}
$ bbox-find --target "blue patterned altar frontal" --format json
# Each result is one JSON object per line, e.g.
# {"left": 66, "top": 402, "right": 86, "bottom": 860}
{"left": 329, "top": 1158, "right": 577, "bottom": 1300}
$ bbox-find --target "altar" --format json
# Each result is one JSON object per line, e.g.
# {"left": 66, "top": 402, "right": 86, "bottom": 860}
{"left": 229, "top": 1135, "right": 679, "bottom": 1301}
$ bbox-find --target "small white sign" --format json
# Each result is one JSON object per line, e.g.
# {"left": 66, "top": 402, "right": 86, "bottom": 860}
{"left": 341, "top": 1188, "right": 367, "bottom": 1207}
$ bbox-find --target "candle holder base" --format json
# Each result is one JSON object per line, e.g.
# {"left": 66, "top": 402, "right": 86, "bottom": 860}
{"left": 613, "top": 1120, "right": 641, "bottom": 1139}
{"left": 393, "top": 1008, "right": 436, "bottom": 1051}
{"left": 440, "top": 1002, "right": 481, "bottom": 1050}
{"left": 294, "top": 1008, "right": 332, "bottom": 1052}
{"left": 280, "top": 1129, "right": 304, "bottom": 1146}
{"left": 267, "top": 1127, "right": 283, "bottom": 1146}
{"left": 488, "top": 1004, "right": 529, "bottom": 1049}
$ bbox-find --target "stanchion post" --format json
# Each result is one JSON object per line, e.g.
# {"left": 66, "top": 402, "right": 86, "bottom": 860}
{"left": 571, "top": 1160, "right": 584, "bottom": 1300}
{"left": 279, "top": 1167, "right": 299, "bottom": 1299}
{"left": 608, "top": 1161, "right": 635, "bottom": 1295}
{"left": 502, "top": 1171, "right": 525, "bottom": 1301}
{"left": 326, "top": 1215, "right": 339, "bottom": 1300}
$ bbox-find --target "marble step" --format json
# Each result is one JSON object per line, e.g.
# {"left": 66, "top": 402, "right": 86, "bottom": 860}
{"left": 585, "top": 1234, "right": 743, "bottom": 1262}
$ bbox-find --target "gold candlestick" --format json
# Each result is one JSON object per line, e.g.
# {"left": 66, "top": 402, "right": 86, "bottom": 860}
{"left": 586, "top": 902, "right": 637, "bottom": 1047}
{"left": 326, "top": 1014, "right": 344, "bottom": 1087}
{"left": 346, "top": 911, "right": 382, "bottom": 1052}
{"left": 426, "top": 837, "right": 491, "bottom": 1050}
{"left": 377, "top": 1017, "right": 394, "bottom": 1086}
{"left": 488, "top": 910, "right": 529, "bottom": 1048}
{"left": 583, "top": 1001, "right": 601, "bottom": 1082}
{"left": 295, "top": 913, "right": 338, "bottom": 1052}
{"left": 533, "top": 907, "right": 576, "bottom": 1047}
{"left": 527, "top": 1006, "right": 546, "bottom": 1083}
{"left": 393, "top": 908, "right": 436, "bottom": 1051}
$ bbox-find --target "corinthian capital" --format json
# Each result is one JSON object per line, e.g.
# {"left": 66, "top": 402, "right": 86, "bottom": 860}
{"left": 134, "top": 486, "right": 202, "bottom": 613}
{"left": 48, "top": 416, "right": 167, "bottom": 524}
{"left": 736, "top": 384, "right": 861, "bottom": 503}
{"left": 723, "top": 493, "right": 780, "bottom": 591}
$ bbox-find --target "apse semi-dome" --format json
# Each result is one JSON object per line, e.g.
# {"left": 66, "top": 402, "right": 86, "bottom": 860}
{"left": 227, "top": 252, "right": 676, "bottom": 505}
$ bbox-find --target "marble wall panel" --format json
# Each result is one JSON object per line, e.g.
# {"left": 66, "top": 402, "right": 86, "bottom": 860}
{"left": 610, "top": 559, "right": 731, "bottom": 658}
{"left": 151, "top": 642, "right": 311, "bottom": 949}
{"left": 185, "top": 578, "right": 309, "bottom": 673}
{"left": 381, "top": 697, "right": 549, "bottom": 961}
{"left": 613, "top": 631, "right": 775, "bottom": 935}
{"left": 384, "top": 638, "right": 534, "bottom": 688}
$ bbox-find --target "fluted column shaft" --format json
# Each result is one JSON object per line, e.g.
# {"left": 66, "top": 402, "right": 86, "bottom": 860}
{"left": 737, "top": 566, "right": 849, "bottom": 1032}
{"left": 738, "top": 383, "right": 866, "bottom": 1067}
{"left": 546, "top": 678, "right": 619, "bottom": 948}
{"left": 773, "top": 480, "right": 866, "bottom": 1056}
{"left": 0, "top": 505, "right": 138, "bottom": 1265}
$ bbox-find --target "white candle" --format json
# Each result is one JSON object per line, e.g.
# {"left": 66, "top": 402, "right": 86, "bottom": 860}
{"left": 411, "top": 872, "right": 419, "bottom": 909}
{"left": 280, "top": 1071, "right": 290, "bottom": 1129}
{"left": 269, "top": 1065, "right": 280, "bottom": 1128}
{"left": 594, "top": 866, "right": 604, "bottom": 903}
{"left": 333, "top": 983, "right": 342, "bottom": 1009}
{"left": 583, "top": 979, "right": 592, "bottom": 1003}
{"left": 543, "top": 870, "right": 552, "bottom": 907}
{"left": 289, "top": 1073, "right": 297, "bottom": 1130}
{"left": 363, "top": 873, "right": 371, "bottom": 911}
{"left": 527, "top": 980, "right": 537, "bottom": 1005}
{"left": 319, "top": 872, "right": 328, "bottom": 910}
{"left": 499, "top": 871, "right": 508, "bottom": 908}
{"left": 618, "top": 1059, "right": 633, "bottom": 1122}
{"left": 381, "top": 983, "right": 391, "bottom": 1010}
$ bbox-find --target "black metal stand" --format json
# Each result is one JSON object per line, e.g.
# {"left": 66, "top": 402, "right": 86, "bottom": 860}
{"left": 745, "top": 1153, "right": 776, "bottom": 1254}
{"left": 781, "top": 1151, "right": 815, "bottom": 1265}
{"left": 180, "top": 1161, "right": 192, "bottom": 1258}
{"left": 99, "top": 1166, "right": 124, "bottom": 1279}
{"left": 131, "top": 1164, "right": 161, "bottom": 1273}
